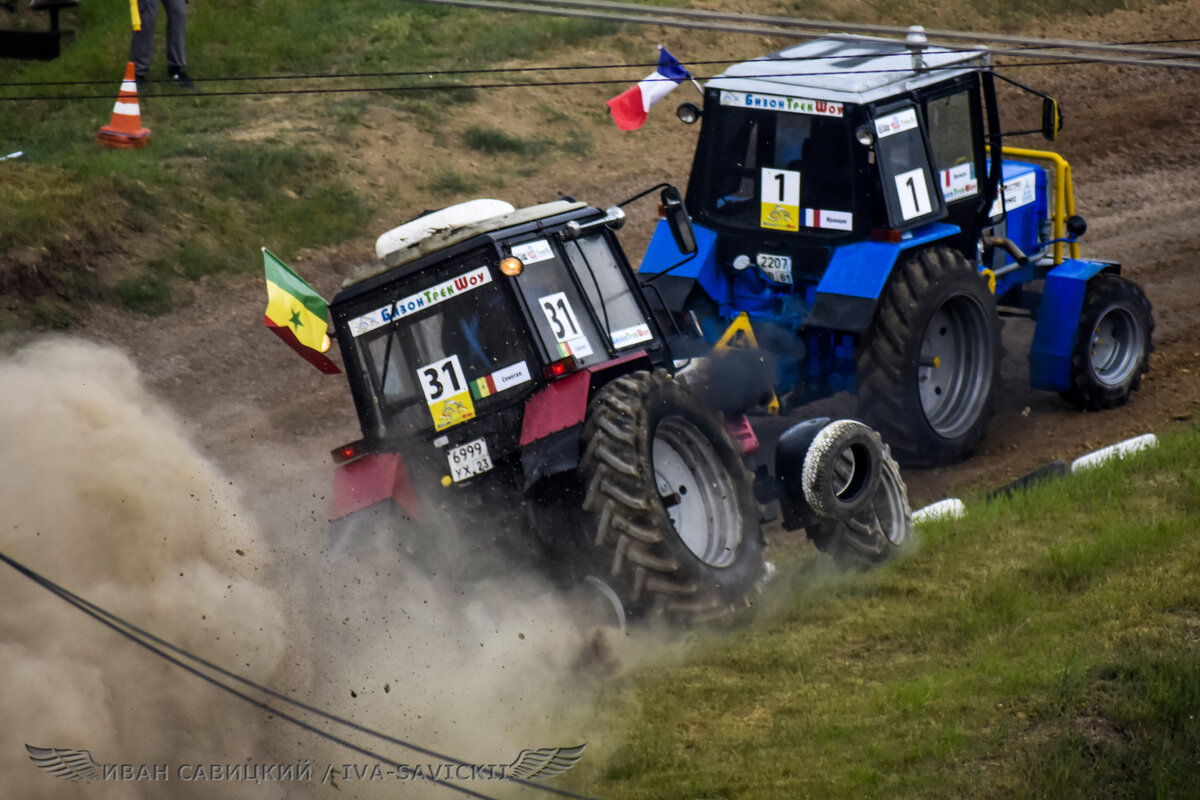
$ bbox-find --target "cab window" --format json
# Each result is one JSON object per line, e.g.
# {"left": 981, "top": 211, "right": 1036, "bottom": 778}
{"left": 925, "top": 90, "right": 980, "bottom": 203}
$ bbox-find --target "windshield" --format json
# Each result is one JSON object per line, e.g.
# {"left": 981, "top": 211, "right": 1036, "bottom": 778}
{"left": 346, "top": 254, "right": 537, "bottom": 435}
{"left": 691, "top": 94, "right": 855, "bottom": 234}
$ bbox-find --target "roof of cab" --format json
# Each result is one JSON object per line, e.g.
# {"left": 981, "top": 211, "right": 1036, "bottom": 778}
{"left": 707, "top": 33, "right": 988, "bottom": 106}
{"left": 342, "top": 200, "right": 588, "bottom": 288}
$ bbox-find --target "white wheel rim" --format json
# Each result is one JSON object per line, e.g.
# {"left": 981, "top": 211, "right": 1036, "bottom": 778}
{"left": 652, "top": 418, "right": 742, "bottom": 568}
{"left": 1090, "top": 304, "right": 1143, "bottom": 386}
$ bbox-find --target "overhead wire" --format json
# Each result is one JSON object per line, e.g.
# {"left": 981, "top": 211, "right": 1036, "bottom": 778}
{"left": 0, "top": 1, "right": 1196, "bottom": 101}
{"left": 478, "top": 0, "right": 1200, "bottom": 60}
{"left": 1, "top": 34, "right": 1198, "bottom": 89}
{"left": 0, "top": 548, "right": 601, "bottom": 800}
{"left": 403, "top": 0, "right": 1200, "bottom": 71}
{"left": 0, "top": 52, "right": 1192, "bottom": 103}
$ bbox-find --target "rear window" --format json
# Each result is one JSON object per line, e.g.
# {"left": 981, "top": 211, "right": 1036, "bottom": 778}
{"left": 346, "top": 255, "right": 537, "bottom": 434}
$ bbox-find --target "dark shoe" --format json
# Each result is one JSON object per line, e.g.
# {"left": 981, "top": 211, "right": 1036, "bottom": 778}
{"left": 168, "top": 69, "right": 195, "bottom": 90}
{"left": 135, "top": 72, "right": 148, "bottom": 92}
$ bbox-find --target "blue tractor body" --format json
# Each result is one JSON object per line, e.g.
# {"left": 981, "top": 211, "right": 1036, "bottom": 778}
{"left": 639, "top": 32, "right": 1152, "bottom": 465}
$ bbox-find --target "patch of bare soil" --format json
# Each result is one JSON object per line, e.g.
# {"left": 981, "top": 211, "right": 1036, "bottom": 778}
{"left": 70, "top": 2, "right": 1200, "bottom": 514}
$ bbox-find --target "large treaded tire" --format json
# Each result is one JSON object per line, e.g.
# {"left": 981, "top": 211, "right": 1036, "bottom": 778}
{"left": 1060, "top": 274, "right": 1154, "bottom": 411}
{"left": 579, "top": 370, "right": 765, "bottom": 623}
{"left": 856, "top": 246, "right": 1001, "bottom": 467}
{"left": 807, "top": 440, "right": 914, "bottom": 570}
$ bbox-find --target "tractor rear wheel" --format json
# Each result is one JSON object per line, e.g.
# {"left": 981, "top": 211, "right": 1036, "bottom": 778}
{"left": 580, "top": 370, "right": 765, "bottom": 623}
{"left": 1060, "top": 274, "right": 1153, "bottom": 411}
{"left": 856, "top": 246, "right": 1001, "bottom": 467}
{"left": 806, "top": 440, "right": 914, "bottom": 569}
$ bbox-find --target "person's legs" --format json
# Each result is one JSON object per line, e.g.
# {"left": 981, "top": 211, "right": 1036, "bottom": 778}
{"left": 162, "top": 0, "right": 188, "bottom": 74}
{"left": 129, "top": 0, "right": 160, "bottom": 82}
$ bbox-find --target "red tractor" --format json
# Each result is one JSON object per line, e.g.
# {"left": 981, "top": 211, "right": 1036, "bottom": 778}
{"left": 322, "top": 187, "right": 913, "bottom": 623}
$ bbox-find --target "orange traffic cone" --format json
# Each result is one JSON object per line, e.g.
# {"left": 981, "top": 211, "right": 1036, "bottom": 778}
{"left": 97, "top": 62, "right": 151, "bottom": 149}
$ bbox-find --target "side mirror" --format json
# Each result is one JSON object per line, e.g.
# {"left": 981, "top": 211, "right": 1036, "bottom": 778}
{"left": 1041, "top": 97, "right": 1062, "bottom": 142}
{"left": 660, "top": 185, "right": 696, "bottom": 256}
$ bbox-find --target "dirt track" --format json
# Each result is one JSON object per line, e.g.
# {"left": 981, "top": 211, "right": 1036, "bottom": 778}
{"left": 74, "top": 3, "right": 1200, "bottom": 514}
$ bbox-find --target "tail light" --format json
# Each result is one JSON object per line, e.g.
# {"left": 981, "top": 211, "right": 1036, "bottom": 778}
{"left": 542, "top": 355, "right": 577, "bottom": 379}
{"left": 331, "top": 440, "right": 366, "bottom": 464}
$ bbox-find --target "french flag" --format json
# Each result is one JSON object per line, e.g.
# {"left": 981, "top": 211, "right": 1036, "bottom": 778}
{"left": 606, "top": 47, "right": 692, "bottom": 131}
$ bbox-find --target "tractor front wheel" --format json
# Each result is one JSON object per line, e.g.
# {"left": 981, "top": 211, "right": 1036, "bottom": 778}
{"left": 580, "top": 370, "right": 765, "bottom": 623}
{"left": 856, "top": 246, "right": 1001, "bottom": 467}
{"left": 1060, "top": 274, "right": 1154, "bottom": 411}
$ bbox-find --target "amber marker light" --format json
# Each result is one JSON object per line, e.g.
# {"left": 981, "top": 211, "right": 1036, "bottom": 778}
{"left": 499, "top": 257, "right": 524, "bottom": 277}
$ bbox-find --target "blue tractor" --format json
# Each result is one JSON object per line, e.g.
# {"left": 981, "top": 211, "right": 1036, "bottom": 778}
{"left": 640, "top": 30, "right": 1154, "bottom": 466}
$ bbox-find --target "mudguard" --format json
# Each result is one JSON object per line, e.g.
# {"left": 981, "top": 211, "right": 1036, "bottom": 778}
{"left": 1030, "top": 258, "right": 1119, "bottom": 391}
{"left": 805, "top": 222, "right": 961, "bottom": 332}
{"left": 640, "top": 219, "right": 723, "bottom": 304}
{"left": 331, "top": 452, "right": 422, "bottom": 522}
{"left": 518, "top": 351, "right": 652, "bottom": 486}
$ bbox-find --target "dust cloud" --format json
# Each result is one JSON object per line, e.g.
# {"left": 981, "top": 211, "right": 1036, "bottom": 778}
{"left": 0, "top": 338, "right": 293, "bottom": 798}
{"left": 0, "top": 338, "right": 642, "bottom": 799}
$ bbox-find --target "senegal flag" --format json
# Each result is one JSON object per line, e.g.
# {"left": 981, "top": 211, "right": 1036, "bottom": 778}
{"left": 262, "top": 248, "right": 341, "bottom": 374}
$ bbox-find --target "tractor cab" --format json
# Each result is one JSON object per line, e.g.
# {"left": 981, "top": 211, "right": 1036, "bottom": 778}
{"left": 679, "top": 33, "right": 992, "bottom": 285}
{"left": 328, "top": 198, "right": 669, "bottom": 516}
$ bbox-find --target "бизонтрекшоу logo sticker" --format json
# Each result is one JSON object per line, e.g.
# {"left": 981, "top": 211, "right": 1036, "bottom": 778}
{"left": 26, "top": 742, "right": 587, "bottom": 784}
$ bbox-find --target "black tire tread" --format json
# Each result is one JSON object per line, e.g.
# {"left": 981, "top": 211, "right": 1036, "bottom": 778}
{"left": 579, "top": 369, "right": 764, "bottom": 622}
{"left": 856, "top": 246, "right": 1001, "bottom": 467}
{"left": 1060, "top": 274, "right": 1154, "bottom": 411}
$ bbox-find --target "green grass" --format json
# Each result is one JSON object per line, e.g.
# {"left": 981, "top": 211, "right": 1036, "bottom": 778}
{"left": 0, "top": 1, "right": 622, "bottom": 321}
{"left": 0, "top": 0, "right": 1184, "bottom": 324}
{"left": 462, "top": 125, "right": 595, "bottom": 158}
{"left": 569, "top": 426, "right": 1200, "bottom": 799}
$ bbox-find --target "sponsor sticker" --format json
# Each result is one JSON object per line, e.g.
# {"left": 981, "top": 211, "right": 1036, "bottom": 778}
{"left": 469, "top": 360, "right": 532, "bottom": 399}
{"left": 350, "top": 266, "right": 492, "bottom": 338}
{"left": 610, "top": 323, "right": 653, "bottom": 349}
{"left": 510, "top": 239, "right": 555, "bottom": 265}
{"left": 874, "top": 108, "right": 920, "bottom": 139}
{"left": 940, "top": 163, "right": 979, "bottom": 202}
{"left": 416, "top": 354, "right": 476, "bottom": 431}
{"left": 988, "top": 170, "right": 1038, "bottom": 217}
{"left": 802, "top": 208, "right": 854, "bottom": 231}
{"left": 719, "top": 90, "right": 843, "bottom": 118}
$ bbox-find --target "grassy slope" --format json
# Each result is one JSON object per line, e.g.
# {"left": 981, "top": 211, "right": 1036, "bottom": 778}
{"left": 0, "top": 0, "right": 1165, "bottom": 331}
{"left": 569, "top": 427, "right": 1200, "bottom": 799}
{"left": 0, "top": 1, "right": 618, "bottom": 325}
